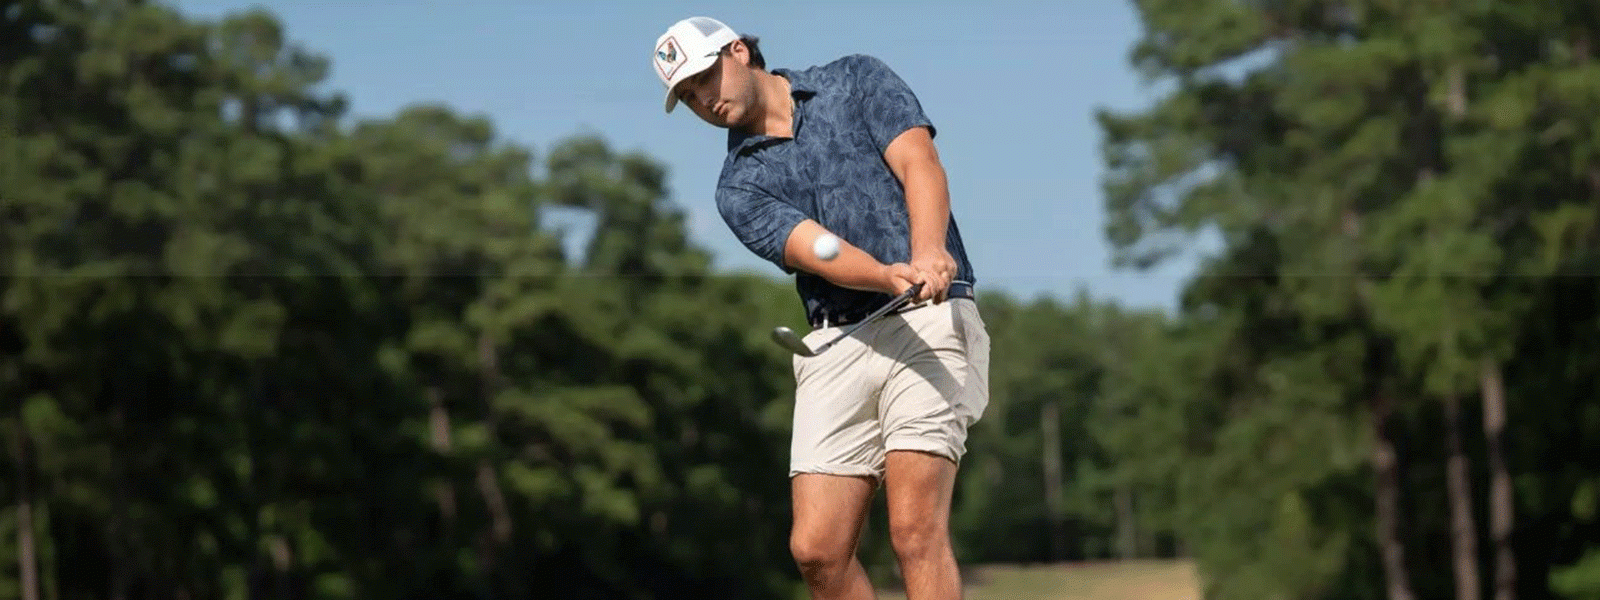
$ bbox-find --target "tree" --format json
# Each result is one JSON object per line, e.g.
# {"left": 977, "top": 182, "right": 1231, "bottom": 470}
{"left": 1101, "top": 2, "right": 1600, "bottom": 600}
{"left": 1, "top": 2, "right": 810, "bottom": 597}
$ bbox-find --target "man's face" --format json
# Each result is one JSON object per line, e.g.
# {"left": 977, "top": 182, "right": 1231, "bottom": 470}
{"left": 674, "top": 42, "right": 756, "bottom": 129}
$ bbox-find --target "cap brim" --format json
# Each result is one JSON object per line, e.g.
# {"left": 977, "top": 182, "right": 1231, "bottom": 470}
{"left": 663, "top": 52, "right": 720, "bottom": 113}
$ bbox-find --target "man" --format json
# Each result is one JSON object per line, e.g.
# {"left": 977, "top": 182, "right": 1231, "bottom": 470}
{"left": 652, "top": 17, "right": 990, "bottom": 600}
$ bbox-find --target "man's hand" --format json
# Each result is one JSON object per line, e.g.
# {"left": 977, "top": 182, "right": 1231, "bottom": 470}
{"left": 882, "top": 262, "right": 927, "bottom": 298}
{"left": 910, "top": 247, "right": 956, "bottom": 303}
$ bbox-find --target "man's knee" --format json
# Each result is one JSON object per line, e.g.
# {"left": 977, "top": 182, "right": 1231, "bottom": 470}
{"left": 790, "top": 472, "right": 875, "bottom": 582}
{"left": 888, "top": 513, "right": 949, "bottom": 561}
{"left": 790, "top": 529, "right": 854, "bottom": 574}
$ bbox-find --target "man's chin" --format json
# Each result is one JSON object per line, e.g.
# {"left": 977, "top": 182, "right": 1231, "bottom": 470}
{"left": 695, "top": 113, "right": 729, "bottom": 129}
{"left": 722, "top": 110, "right": 753, "bottom": 131}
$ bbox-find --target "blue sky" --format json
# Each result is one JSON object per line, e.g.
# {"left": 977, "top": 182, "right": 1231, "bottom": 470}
{"left": 172, "top": 0, "right": 1206, "bottom": 312}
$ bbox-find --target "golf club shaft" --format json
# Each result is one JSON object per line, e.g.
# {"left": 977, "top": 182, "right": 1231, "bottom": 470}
{"left": 812, "top": 282, "right": 924, "bottom": 352}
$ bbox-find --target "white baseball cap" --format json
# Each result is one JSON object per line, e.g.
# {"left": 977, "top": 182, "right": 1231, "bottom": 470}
{"left": 653, "top": 17, "right": 740, "bottom": 113}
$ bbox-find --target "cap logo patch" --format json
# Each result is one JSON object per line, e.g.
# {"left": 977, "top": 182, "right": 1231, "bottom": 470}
{"left": 655, "top": 37, "right": 685, "bottom": 80}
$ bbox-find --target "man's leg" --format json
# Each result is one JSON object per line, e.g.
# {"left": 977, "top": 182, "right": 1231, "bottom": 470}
{"left": 877, "top": 299, "right": 989, "bottom": 600}
{"left": 791, "top": 473, "right": 878, "bottom": 600}
{"left": 884, "top": 450, "right": 961, "bottom": 600}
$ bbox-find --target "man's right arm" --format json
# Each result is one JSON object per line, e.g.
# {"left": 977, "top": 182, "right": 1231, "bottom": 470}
{"left": 718, "top": 184, "right": 921, "bottom": 296}
{"left": 782, "top": 219, "right": 923, "bottom": 296}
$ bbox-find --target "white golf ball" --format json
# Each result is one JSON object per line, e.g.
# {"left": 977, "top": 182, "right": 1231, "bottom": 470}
{"left": 813, "top": 233, "right": 841, "bottom": 261}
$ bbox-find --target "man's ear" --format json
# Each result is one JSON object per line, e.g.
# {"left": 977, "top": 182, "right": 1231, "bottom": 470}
{"left": 726, "top": 39, "right": 751, "bottom": 66}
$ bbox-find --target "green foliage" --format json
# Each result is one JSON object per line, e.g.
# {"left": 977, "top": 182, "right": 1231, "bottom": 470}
{"left": 1554, "top": 548, "right": 1600, "bottom": 600}
{"left": 0, "top": 1, "right": 802, "bottom": 597}
{"left": 1099, "top": 0, "right": 1600, "bottom": 599}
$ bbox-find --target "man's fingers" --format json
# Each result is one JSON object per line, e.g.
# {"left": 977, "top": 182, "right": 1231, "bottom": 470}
{"left": 910, "top": 268, "right": 946, "bottom": 304}
{"left": 901, "top": 268, "right": 923, "bottom": 300}
{"left": 885, "top": 263, "right": 919, "bottom": 296}
{"left": 922, "top": 271, "right": 943, "bottom": 304}
{"left": 909, "top": 257, "right": 957, "bottom": 303}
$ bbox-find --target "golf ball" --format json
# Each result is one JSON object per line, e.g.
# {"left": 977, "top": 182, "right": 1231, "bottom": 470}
{"left": 813, "top": 233, "right": 841, "bottom": 261}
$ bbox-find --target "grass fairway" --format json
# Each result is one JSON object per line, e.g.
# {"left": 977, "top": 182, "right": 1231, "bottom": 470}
{"left": 875, "top": 559, "right": 1200, "bottom": 600}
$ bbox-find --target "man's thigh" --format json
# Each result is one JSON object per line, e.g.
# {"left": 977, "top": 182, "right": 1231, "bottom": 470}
{"left": 790, "top": 326, "right": 893, "bottom": 479}
{"left": 878, "top": 299, "right": 991, "bottom": 464}
{"left": 883, "top": 450, "right": 959, "bottom": 531}
{"left": 790, "top": 473, "right": 877, "bottom": 555}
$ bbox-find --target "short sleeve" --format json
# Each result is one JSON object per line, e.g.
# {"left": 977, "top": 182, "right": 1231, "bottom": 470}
{"left": 848, "top": 55, "right": 936, "bottom": 153}
{"left": 716, "top": 182, "right": 809, "bottom": 274}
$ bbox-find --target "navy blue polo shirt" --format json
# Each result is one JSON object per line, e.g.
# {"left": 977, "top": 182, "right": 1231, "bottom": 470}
{"left": 715, "top": 54, "right": 977, "bottom": 325}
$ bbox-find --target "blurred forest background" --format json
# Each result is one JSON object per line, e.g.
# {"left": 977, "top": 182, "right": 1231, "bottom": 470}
{"left": 3, "top": 1, "right": 1600, "bottom": 599}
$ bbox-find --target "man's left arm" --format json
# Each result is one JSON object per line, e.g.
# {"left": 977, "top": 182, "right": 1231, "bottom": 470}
{"left": 851, "top": 54, "right": 955, "bottom": 303}
{"left": 884, "top": 126, "right": 956, "bottom": 303}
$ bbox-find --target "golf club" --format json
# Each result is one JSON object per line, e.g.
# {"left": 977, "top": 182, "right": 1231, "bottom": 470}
{"left": 770, "top": 282, "right": 924, "bottom": 357}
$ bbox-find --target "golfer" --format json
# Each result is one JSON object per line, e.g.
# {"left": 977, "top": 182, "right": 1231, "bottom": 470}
{"left": 652, "top": 17, "right": 991, "bottom": 600}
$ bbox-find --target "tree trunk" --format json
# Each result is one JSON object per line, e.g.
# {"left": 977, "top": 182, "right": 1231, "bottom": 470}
{"left": 1040, "top": 401, "right": 1065, "bottom": 561}
{"left": 1372, "top": 391, "right": 1416, "bottom": 600}
{"left": 14, "top": 423, "right": 39, "bottom": 600}
{"left": 268, "top": 535, "right": 293, "bottom": 599}
{"left": 1443, "top": 393, "right": 1483, "bottom": 600}
{"left": 111, "top": 405, "right": 130, "bottom": 600}
{"left": 16, "top": 488, "right": 39, "bottom": 600}
{"left": 1114, "top": 484, "right": 1137, "bottom": 560}
{"left": 1481, "top": 361, "right": 1517, "bottom": 600}
{"left": 476, "top": 461, "right": 513, "bottom": 545}
{"left": 1437, "top": 58, "right": 1489, "bottom": 600}
{"left": 1350, "top": 205, "right": 1414, "bottom": 600}
{"left": 245, "top": 372, "right": 266, "bottom": 600}
{"left": 427, "top": 386, "right": 457, "bottom": 536}
{"left": 475, "top": 333, "right": 512, "bottom": 573}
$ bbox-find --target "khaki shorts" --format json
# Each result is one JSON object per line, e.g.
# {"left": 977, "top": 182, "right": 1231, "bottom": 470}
{"left": 789, "top": 297, "right": 990, "bottom": 481}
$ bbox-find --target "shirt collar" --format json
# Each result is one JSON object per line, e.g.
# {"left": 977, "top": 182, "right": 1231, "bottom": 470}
{"left": 727, "top": 68, "right": 819, "bottom": 154}
{"left": 775, "top": 67, "right": 820, "bottom": 97}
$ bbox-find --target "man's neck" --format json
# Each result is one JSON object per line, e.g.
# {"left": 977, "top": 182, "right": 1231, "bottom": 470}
{"left": 748, "top": 70, "right": 794, "bottom": 139}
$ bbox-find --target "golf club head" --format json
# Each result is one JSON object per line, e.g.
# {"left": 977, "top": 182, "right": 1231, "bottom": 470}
{"left": 770, "top": 326, "right": 816, "bottom": 356}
